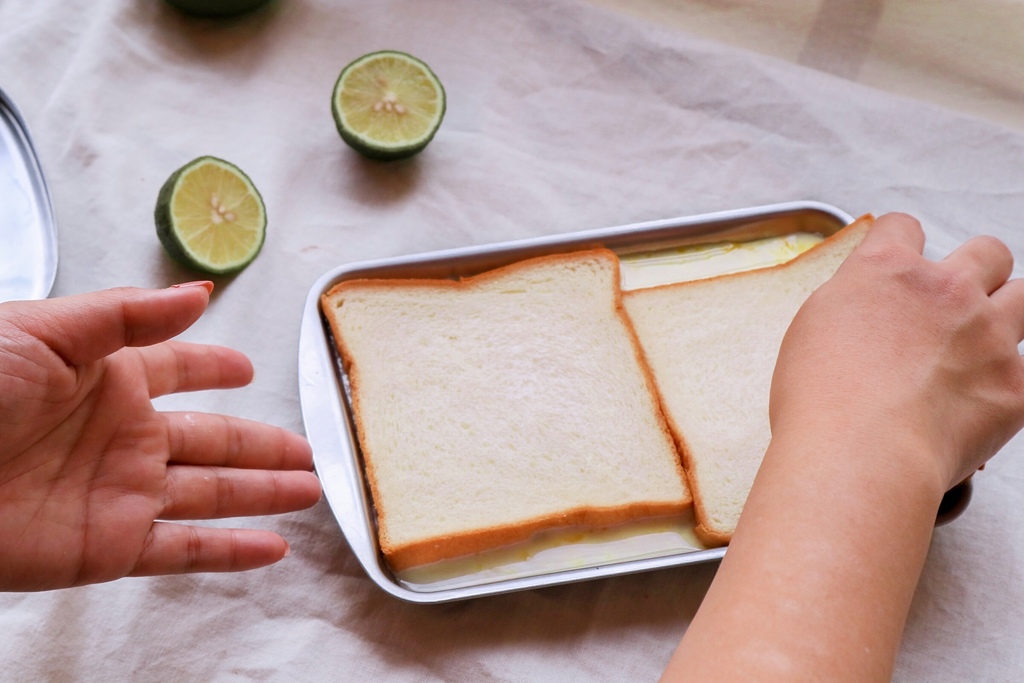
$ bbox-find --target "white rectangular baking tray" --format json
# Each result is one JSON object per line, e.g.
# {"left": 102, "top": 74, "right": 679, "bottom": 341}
{"left": 299, "top": 201, "right": 855, "bottom": 603}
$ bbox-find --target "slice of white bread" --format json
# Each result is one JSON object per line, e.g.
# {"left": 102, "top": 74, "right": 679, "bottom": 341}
{"left": 622, "top": 216, "right": 873, "bottom": 546}
{"left": 321, "top": 249, "right": 690, "bottom": 571}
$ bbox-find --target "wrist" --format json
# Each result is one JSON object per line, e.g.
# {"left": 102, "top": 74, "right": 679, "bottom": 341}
{"left": 765, "top": 413, "right": 949, "bottom": 518}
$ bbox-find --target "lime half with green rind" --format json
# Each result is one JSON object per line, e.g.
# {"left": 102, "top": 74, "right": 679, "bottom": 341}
{"left": 155, "top": 156, "right": 266, "bottom": 275}
{"left": 331, "top": 50, "right": 446, "bottom": 160}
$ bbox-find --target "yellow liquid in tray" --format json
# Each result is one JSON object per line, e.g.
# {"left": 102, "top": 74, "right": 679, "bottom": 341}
{"left": 619, "top": 232, "right": 823, "bottom": 291}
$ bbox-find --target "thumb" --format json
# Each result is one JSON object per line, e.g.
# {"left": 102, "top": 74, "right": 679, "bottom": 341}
{"left": 6, "top": 282, "right": 214, "bottom": 366}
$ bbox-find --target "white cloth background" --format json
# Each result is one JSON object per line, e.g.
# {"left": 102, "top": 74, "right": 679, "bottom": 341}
{"left": 1, "top": 0, "right": 1023, "bottom": 680}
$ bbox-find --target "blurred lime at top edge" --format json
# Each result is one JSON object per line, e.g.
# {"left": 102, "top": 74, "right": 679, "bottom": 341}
{"left": 162, "top": 0, "right": 273, "bottom": 18}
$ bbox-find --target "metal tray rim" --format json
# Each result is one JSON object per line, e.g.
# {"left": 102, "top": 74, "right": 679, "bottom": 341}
{"left": 0, "top": 87, "right": 58, "bottom": 301}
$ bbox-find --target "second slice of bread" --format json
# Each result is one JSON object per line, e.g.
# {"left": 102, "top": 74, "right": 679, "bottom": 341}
{"left": 622, "top": 217, "right": 872, "bottom": 546}
{"left": 321, "top": 249, "right": 691, "bottom": 571}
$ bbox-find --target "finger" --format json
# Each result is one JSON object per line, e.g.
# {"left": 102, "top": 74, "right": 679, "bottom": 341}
{"left": 161, "top": 466, "right": 322, "bottom": 520}
{"left": 6, "top": 282, "right": 214, "bottom": 366}
{"left": 991, "top": 278, "right": 1024, "bottom": 340}
{"left": 129, "top": 523, "right": 291, "bottom": 576}
{"left": 165, "top": 412, "right": 314, "bottom": 470}
{"left": 857, "top": 212, "right": 926, "bottom": 255}
{"left": 942, "top": 235, "right": 1015, "bottom": 296}
{"left": 139, "top": 341, "right": 254, "bottom": 398}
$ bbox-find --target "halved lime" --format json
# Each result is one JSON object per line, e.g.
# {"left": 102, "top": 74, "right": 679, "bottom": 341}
{"left": 154, "top": 156, "right": 266, "bottom": 275}
{"left": 331, "top": 51, "right": 446, "bottom": 160}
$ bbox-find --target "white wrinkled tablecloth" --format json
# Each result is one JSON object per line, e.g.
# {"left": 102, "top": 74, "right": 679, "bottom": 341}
{"left": 1, "top": 1, "right": 1023, "bottom": 680}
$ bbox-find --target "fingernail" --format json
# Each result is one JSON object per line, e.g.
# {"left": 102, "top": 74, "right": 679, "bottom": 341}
{"left": 283, "top": 542, "right": 292, "bottom": 558}
{"left": 171, "top": 281, "right": 214, "bottom": 294}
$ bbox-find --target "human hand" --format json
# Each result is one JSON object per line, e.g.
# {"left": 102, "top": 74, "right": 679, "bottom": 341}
{"left": 770, "top": 213, "right": 1024, "bottom": 491}
{"left": 0, "top": 283, "right": 322, "bottom": 591}
{"left": 666, "top": 213, "right": 1024, "bottom": 683}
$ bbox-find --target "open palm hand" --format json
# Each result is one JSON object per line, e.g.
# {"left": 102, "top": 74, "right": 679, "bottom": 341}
{"left": 0, "top": 283, "right": 321, "bottom": 591}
